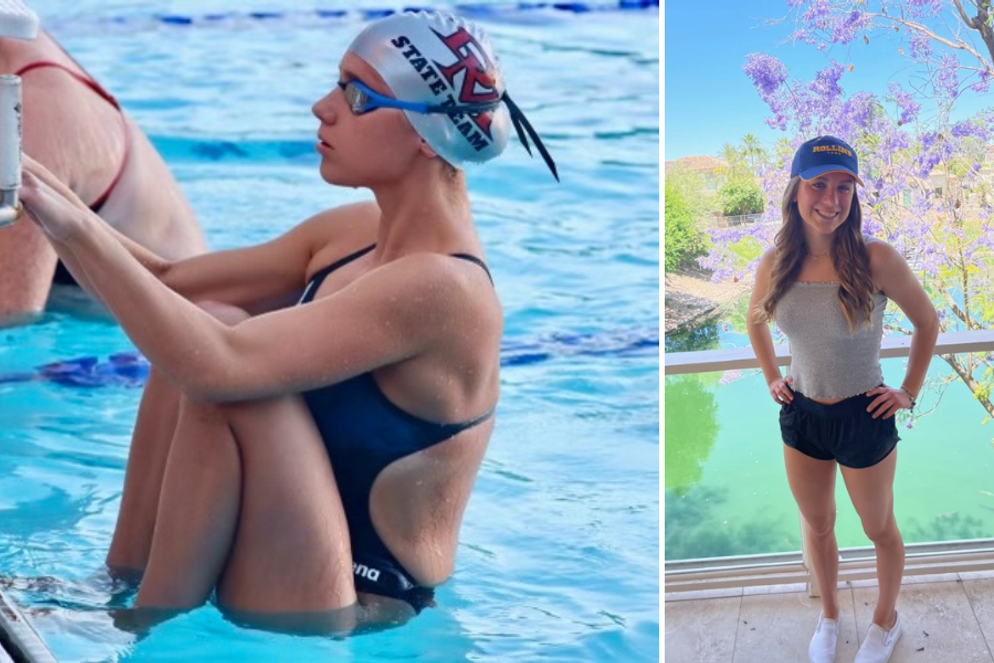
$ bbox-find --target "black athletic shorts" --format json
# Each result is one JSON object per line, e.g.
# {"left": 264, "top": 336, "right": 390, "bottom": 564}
{"left": 779, "top": 390, "right": 899, "bottom": 469}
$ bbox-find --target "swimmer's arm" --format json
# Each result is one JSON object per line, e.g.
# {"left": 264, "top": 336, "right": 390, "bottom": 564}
{"left": 49, "top": 213, "right": 311, "bottom": 315}
{"left": 22, "top": 156, "right": 376, "bottom": 314}
{"left": 174, "top": 255, "right": 465, "bottom": 402}
{"left": 747, "top": 249, "right": 784, "bottom": 387}
{"left": 869, "top": 240, "right": 938, "bottom": 399}
{"left": 50, "top": 220, "right": 456, "bottom": 402}
{"left": 30, "top": 218, "right": 167, "bottom": 306}
{"left": 153, "top": 204, "right": 377, "bottom": 315}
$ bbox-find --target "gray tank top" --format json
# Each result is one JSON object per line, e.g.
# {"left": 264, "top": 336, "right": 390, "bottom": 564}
{"left": 775, "top": 282, "right": 888, "bottom": 399}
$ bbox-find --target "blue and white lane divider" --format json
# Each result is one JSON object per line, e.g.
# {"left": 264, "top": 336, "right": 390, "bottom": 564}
{"left": 153, "top": 1, "right": 656, "bottom": 24}
{"left": 0, "top": 327, "right": 658, "bottom": 388}
{"left": 52, "top": 1, "right": 656, "bottom": 31}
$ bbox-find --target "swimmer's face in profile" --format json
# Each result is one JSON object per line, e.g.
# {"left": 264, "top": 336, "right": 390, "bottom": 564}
{"left": 312, "top": 52, "right": 427, "bottom": 187}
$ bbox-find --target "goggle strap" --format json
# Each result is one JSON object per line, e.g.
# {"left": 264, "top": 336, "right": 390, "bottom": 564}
{"left": 503, "top": 93, "right": 559, "bottom": 182}
{"left": 429, "top": 100, "right": 503, "bottom": 115}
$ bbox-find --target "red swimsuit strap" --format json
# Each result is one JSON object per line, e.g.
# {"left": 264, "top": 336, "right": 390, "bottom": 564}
{"left": 14, "top": 61, "right": 131, "bottom": 213}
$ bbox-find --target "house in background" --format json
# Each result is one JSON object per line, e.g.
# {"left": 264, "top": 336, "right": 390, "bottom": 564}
{"left": 664, "top": 155, "right": 729, "bottom": 191}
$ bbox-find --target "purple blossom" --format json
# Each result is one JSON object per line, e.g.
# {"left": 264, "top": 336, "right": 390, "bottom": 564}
{"left": 801, "top": 0, "right": 831, "bottom": 26}
{"left": 744, "top": 53, "right": 789, "bottom": 97}
{"left": 950, "top": 119, "right": 990, "bottom": 143}
{"left": 906, "top": 0, "right": 942, "bottom": 19}
{"left": 808, "top": 61, "right": 846, "bottom": 102}
{"left": 832, "top": 9, "right": 872, "bottom": 44}
{"left": 908, "top": 31, "right": 932, "bottom": 60}
{"left": 792, "top": 28, "right": 815, "bottom": 45}
{"left": 838, "top": 91, "right": 876, "bottom": 130}
{"left": 935, "top": 55, "right": 960, "bottom": 100}
{"left": 888, "top": 82, "right": 920, "bottom": 125}
{"left": 863, "top": 216, "right": 884, "bottom": 237}
{"left": 969, "top": 70, "right": 992, "bottom": 94}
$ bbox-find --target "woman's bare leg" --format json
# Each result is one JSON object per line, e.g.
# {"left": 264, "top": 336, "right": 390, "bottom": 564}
{"left": 136, "top": 394, "right": 357, "bottom": 630}
{"left": 783, "top": 445, "right": 840, "bottom": 619}
{"left": 840, "top": 449, "right": 902, "bottom": 630}
{"left": 107, "top": 302, "right": 249, "bottom": 574}
{"left": 106, "top": 367, "right": 182, "bottom": 573}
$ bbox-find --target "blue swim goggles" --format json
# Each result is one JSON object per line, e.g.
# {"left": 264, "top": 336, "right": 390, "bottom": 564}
{"left": 338, "top": 79, "right": 558, "bottom": 181}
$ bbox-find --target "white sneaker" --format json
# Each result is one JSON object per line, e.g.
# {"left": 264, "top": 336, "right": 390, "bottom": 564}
{"left": 808, "top": 614, "right": 839, "bottom": 663}
{"left": 855, "top": 611, "right": 902, "bottom": 663}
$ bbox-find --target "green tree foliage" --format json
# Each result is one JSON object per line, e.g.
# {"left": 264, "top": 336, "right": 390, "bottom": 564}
{"left": 664, "top": 182, "right": 710, "bottom": 272}
{"left": 718, "top": 143, "right": 745, "bottom": 179}
{"left": 739, "top": 133, "right": 769, "bottom": 175}
{"left": 718, "top": 177, "right": 765, "bottom": 216}
{"left": 665, "top": 163, "right": 718, "bottom": 223}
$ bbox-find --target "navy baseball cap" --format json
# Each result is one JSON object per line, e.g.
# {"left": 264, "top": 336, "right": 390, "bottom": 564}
{"left": 790, "top": 135, "right": 864, "bottom": 186}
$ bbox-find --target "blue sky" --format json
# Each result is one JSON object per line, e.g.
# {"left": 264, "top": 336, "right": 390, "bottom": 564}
{"left": 663, "top": 0, "right": 994, "bottom": 161}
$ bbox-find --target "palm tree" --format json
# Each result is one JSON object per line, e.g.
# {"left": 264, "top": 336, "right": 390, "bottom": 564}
{"left": 740, "top": 133, "right": 768, "bottom": 175}
{"left": 773, "top": 137, "right": 793, "bottom": 164}
{"left": 718, "top": 143, "right": 743, "bottom": 179}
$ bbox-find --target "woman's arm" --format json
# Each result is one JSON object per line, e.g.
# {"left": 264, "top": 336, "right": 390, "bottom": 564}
{"left": 20, "top": 165, "right": 460, "bottom": 402}
{"left": 747, "top": 248, "right": 793, "bottom": 404}
{"left": 866, "top": 240, "right": 939, "bottom": 417}
{"left": 20, "top": 155, "right": 377, "bottom": 315}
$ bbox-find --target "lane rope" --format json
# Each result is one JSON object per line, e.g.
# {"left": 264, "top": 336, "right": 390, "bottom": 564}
{"left": 43, "top": 2, "right": 657, "bottom": 33}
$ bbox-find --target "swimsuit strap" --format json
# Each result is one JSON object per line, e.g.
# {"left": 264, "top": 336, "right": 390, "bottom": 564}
{"left": 14, "top": 61, "right": 131, "bottom": 213}
{"left": 302, "top": 246, "right": 492, "bottom": 303}
{"left": 450, "top": 252, "right": 493, "bottom": 285}
{"left": 14, "top": 61, "right": 122, "bottom": 109}
{"left": 300, "top": 243, "right": 376, "bottom": 303}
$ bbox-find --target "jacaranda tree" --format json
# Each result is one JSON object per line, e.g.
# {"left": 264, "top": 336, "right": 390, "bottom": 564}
{"left": 702, "top": 0, "right": 994, "bottom": 424}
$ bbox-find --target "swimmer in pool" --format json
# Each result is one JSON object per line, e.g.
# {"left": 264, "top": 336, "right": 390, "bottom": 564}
{"left": 0, "top": 29, "right": 206, "bottom": 325}
{"left": 19, "top": 11, "right": 556, "bottom": 634}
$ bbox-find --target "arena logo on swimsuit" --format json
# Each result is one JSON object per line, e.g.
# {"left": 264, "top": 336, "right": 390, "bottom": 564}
{"left": 391, "top": 30, "right": 500, "bottom": 152}
{"left": 353, "top": 561, "right": 381, "bottom": 582}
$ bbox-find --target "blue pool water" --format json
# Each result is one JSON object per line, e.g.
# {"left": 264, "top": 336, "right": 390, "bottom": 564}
{"left": 0, "top": 2, "right": 659, "bottom": 661}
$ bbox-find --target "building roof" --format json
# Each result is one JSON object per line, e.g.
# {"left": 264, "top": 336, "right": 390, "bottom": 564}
{"left": 664, "top": 155, "right": 729, "bottom": 175}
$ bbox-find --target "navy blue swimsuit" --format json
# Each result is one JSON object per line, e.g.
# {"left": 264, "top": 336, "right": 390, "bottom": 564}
{"left": 298, "top": 244, "right": 494, "bottom": 612}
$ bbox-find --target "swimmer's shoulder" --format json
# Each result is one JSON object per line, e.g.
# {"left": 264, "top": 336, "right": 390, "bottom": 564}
{"left": 294, "top": 200, "right": 380, "bottom": 254}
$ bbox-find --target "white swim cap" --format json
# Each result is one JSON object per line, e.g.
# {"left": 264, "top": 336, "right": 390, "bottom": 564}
{"left": 348, "top": 11, "right": 558, "bottom": 179}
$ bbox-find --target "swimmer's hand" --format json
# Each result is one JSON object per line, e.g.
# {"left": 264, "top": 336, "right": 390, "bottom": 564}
{"left": 19, "top": 155, "right": 94, "bottom": 243}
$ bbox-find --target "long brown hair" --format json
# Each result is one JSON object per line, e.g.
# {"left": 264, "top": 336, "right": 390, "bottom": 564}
{"left": 759, "top": 176, "right": 876, "bottom": 333}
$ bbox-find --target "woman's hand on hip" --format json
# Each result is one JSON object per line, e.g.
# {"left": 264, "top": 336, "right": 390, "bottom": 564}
{"left": 865, "top": 384, "right": 912, "bottom": 419}
{"left": 769, "top": 376, "right": 794, "bottom": 404}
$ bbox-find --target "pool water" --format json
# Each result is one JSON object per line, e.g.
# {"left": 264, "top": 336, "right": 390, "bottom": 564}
{"left": 0, "top": 3, "right": 659, "bottom": 661}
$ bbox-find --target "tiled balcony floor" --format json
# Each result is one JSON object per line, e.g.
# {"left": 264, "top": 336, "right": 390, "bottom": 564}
{"left": 665, "top": 571, "right": 994, "bottom": 662}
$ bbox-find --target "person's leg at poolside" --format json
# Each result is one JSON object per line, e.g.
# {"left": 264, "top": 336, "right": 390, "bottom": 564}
{"left": 784, "top": 445, "right": 840, "bottom": 620}
{"left": 840, "top": 448, "right": 902, "bottom": 631}
{"left": 134, "top": 392, "right": 360, "bottom": 632}
{"left": 106, "top": 302, "right": 250, "bottom": 574}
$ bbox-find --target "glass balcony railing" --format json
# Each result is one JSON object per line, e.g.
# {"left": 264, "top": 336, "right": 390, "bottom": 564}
{"left": 664, "top": 329, "right": 994, "bottom": 593}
